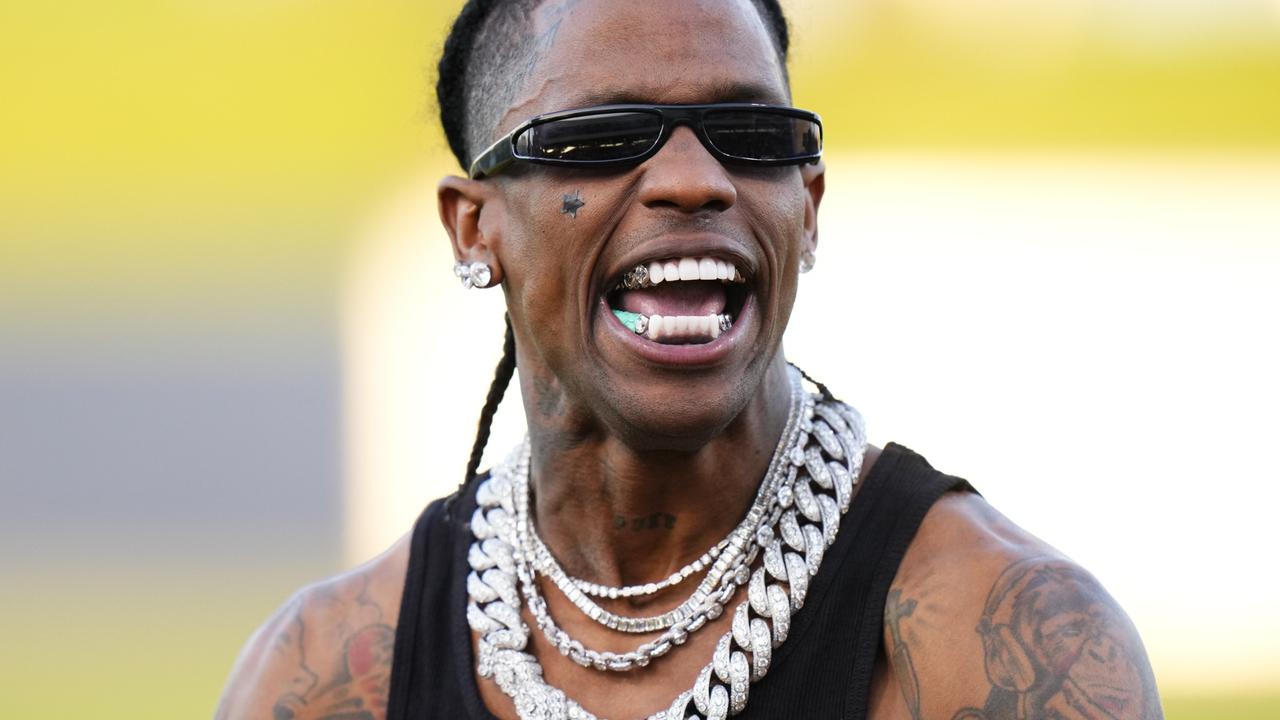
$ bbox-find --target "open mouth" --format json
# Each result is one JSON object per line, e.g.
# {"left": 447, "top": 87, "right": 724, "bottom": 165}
{"left": 604, "top": 256, "right": 750, "bottom": 345}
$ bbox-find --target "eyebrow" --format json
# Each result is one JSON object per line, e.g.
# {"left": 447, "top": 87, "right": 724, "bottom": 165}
{"left": 569, "top": 80, "right": 788, "bottom": 108}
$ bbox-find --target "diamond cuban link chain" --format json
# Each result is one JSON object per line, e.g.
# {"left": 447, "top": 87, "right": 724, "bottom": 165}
{"left": 465, "top": 366, "right": 867, "bottom": 719}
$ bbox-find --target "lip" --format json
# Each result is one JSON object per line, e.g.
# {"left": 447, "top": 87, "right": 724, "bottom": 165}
{"left": 597, "top": 291, "right": 758, "bottom": 368}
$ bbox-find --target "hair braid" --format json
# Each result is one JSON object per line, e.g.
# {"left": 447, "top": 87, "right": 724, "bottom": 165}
{"left": 791, "top": 362, "right": 836, "bottom": 402}
{"left": 447, "top": 314, "right": 517, "bottom": 513}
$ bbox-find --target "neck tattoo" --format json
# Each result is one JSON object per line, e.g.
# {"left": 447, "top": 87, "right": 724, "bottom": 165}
{"left": 465, "top": 366, "right": 869, "bottom": 719}
{"left": 613, "top": 512, "right": 677, "bottom": 532}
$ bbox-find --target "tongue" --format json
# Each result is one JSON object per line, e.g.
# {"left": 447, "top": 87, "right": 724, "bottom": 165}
{"left": 617, "top": 281, "right": 727, "bottom": 317}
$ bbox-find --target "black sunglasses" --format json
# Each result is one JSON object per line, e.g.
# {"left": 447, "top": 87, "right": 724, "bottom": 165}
{"left": 468, "top": 103, "right": 823, "bottom": 179}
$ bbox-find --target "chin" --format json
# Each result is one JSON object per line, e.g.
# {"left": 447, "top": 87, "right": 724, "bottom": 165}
{"left": 587, "top": 361, "right": 768, "bottom": 453}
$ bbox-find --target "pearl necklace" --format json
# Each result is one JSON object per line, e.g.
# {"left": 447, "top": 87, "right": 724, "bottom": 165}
{"left": 465, "top": 367, "right": 867, "bottom": 720}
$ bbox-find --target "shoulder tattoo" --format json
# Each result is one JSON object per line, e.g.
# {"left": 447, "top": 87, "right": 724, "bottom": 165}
{"left": 952, "top": 557, "right": 1163, "bottom": 720}
{"left": 271, "top": 577, "right": 396, "bottom": 720}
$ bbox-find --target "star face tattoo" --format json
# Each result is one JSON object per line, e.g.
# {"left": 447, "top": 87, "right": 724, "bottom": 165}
{"left": 561, "top": 190, "right": 585, "bottom": 218}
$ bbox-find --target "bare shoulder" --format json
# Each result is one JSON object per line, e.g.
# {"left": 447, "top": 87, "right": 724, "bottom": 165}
{"left": 215, "top": 535, "right": 411, "bottom": 720}
{"left": 879, "top": 491, "right": 1164, "bottom": 720}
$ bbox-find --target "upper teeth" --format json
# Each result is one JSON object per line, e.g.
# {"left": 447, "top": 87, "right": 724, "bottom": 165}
{"left": 618, "top": 256, "right": 744, "bottom": 290}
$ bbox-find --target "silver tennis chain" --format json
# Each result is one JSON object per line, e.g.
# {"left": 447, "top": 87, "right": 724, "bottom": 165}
{"left": 466, "top": 368, "right": 867, "bottom": 720}
{"left": 561, "top": 540, "right": 729, "bottom": 600}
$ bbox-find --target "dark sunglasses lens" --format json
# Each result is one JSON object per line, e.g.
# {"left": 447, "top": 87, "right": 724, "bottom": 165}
{"left": 516, "top": 112, "right": 663, "bottom": 163}
{"left": 703, "top": 111, "right": 821, "bottom": 161}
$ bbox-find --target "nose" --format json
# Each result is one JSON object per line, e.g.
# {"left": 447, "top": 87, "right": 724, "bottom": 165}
{"left": 636, "top": 126, "right": 737, "bottom": 214}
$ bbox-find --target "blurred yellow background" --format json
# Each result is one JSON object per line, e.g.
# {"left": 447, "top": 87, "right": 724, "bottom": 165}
{"left": 2, "top": 1, "right": 1278, "bottom": 718}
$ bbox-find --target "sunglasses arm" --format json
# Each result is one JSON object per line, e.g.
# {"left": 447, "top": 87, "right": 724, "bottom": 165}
{"left": 468, "top": 132, "right": 518, "bottom": 179}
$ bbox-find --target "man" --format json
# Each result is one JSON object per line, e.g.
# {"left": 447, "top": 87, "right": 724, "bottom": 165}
{"left": 218, "top": 0, "right": 1163, "bottom": 718}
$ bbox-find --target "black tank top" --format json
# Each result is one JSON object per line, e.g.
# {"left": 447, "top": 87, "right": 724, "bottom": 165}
{"left": 387, "top": 443, "right": 973, "bottom": 719}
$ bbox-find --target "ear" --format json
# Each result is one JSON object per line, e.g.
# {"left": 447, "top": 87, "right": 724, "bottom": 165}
{"left": 800, "top": 160, "right": 825, "bottom": 255}
{"left": 438, "top": 175, "right": 507, "bottom": 286}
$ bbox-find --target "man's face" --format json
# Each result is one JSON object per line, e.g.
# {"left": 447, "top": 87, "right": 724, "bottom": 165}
{"left": 487, "top": 0, "right": 822, "bottom": 447}
{"left": 1021, "top": 576, "right": 1150, "bottom": 720}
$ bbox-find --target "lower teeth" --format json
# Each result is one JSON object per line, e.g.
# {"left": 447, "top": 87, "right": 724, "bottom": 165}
{"left": 612, "top": 309, "right": 733, "bottom": 343}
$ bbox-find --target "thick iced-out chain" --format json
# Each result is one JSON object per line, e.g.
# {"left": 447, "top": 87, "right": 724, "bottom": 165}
{"left": 465, "top": 370, "right": 867, "bottom": 720}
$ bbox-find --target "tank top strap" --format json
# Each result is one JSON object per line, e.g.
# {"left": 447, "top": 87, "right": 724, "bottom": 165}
{"left": 387, "top": 480, "right": 494, "bottom": 720}
{"left": 738, "top": 442, "right": 975, "bottom": 718}
{"left": 838, "top": 442, "right": 976, "bottom": 716}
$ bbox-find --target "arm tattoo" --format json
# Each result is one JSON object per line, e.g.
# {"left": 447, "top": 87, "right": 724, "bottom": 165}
{"left": 952, "top": 557, "right": 1163, "bottom": 720}
{"left": 885, "top": 588, "right": 924, "bottom": 720}
{"left": 272, "top": 576, "right": 396, "bottom": 720}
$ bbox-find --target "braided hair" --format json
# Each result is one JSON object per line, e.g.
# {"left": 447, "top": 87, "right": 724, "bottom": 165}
{"left": 437, "top": 0, "right": 795, "bottom": 501}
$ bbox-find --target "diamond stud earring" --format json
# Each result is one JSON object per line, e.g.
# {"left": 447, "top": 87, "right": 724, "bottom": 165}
{"left": 454, "top": 261, "right": 493, "bottom": 289}
{"left": 799, "top": 250, "right": 816, "bottom": 274}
